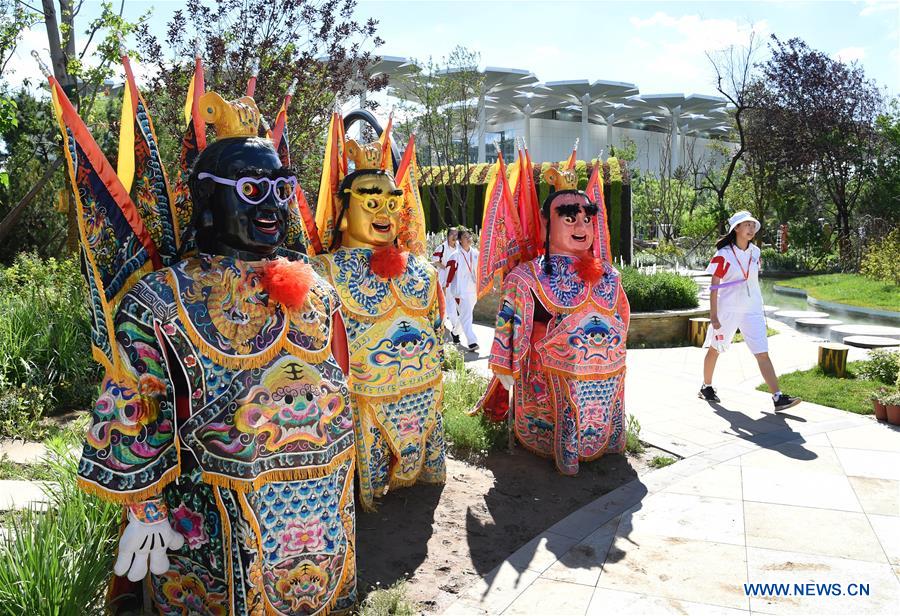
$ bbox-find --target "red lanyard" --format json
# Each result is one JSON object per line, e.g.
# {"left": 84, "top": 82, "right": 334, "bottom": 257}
{"left": 730, "top": 245, "right": 752, "bottom": 282}
{"left": 461, "top": 249, "right": 474, "bottom": 275}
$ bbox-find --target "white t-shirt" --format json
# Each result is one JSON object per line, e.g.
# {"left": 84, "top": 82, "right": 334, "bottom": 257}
{"left": 432, "top": 241, "right": 457, "bottom": 288}
{"left": 705, "top": 243, "right": 763, "bottom": 314}
{"left": 449, "top": 246, "right": 478, "bottom": 297}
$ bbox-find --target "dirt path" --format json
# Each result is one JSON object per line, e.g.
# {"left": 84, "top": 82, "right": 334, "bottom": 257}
{"left": 356, "top": 446, "right": 666, "bottom": 613}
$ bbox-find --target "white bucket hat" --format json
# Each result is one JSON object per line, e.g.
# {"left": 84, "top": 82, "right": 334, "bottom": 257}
{"left": 728, "top": 210, "right": 761, "bottom": 234}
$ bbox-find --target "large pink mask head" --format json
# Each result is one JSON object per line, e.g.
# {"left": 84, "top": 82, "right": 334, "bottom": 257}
{"left": 542, "top": 191, "right": 597, "bottom": 257}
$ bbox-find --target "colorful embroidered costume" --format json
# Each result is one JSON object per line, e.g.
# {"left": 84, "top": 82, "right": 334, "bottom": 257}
{"left": 79, "top": 256, "right": 357, "bottom": 613}
{"left": 313, "top": 249, "right": 445, "bottom": 509}
{"left": 44, "top": 45, "right": 355, "bottom": 613}
{"left": 488, "top": 255, "right": 630, "bottom": 474}
{"left": 310, "top": 117, "right": 445, "bottom": 510}
{"left": 478, "top": 147, "right": 630, "bottom": 475}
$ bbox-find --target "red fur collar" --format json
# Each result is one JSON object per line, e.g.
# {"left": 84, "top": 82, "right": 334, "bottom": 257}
{"left": 260, "top": 258, "right": 314, "bottom": 309}
{"left": 370, "top": 245, "right": 409, "bottom": 279}
{"left": 574, "top": 255, "right": 604, "bottom": 285}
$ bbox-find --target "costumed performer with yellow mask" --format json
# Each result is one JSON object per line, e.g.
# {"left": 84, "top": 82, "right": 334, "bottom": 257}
{"left": 311, "top": 119, "right": 445, "bottom": 510}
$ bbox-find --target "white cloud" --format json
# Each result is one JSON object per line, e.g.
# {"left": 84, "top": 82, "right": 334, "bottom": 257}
{"left": 859, "top": 0, "right": 900, "bottom": 17}
{"left": 832, "top": 46, "right": 867, "bottom": 63}
{"left": 623, "top": 13, "right": 769, "bottom": 93}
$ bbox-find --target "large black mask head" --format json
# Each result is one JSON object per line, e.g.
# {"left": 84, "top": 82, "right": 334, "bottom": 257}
{"left": 189, "top": 137, "right": 295, "bottom": 258}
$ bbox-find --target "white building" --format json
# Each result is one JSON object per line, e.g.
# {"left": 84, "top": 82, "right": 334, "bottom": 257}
{"left": 359, "top": 58, "right": 736, "bottom": 175}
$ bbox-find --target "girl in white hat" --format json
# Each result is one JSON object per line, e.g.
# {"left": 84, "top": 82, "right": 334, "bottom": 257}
{"left": 699, "top": 210, "right": 801, "bottom": 412}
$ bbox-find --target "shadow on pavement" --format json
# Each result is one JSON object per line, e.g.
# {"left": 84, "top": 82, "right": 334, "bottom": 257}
{"left": 707, "top": 401, "right": 817, "bottom": 461}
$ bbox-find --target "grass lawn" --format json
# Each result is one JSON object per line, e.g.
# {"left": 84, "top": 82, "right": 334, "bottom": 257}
{"left": 778, "top": 273, "right": 900, "bottom": 312}
{"left": 734, "top": 326, "right": 778, "bottom": 344}
{"left": 756, "top": 361, "right": 877, "bottom": 415}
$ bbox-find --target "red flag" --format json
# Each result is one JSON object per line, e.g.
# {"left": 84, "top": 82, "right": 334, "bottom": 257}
{"left": 585, "top": 160, "right": 611, "bottom": 262}
{"left": 524, "top": 147, "right": 543, "bottom": 256}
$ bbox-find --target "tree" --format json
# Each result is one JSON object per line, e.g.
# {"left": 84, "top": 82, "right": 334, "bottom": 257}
{"left": 392, "top": 46, "right": 484, "bottom": 228}
{"left": 756, "top": 36, "right": 883, "bottom": 261}
{"left": 702, "top": 30, "right": 762, "bottom": 230}
{"left": 135, "top": 0, "right": 385, "bottom": 190}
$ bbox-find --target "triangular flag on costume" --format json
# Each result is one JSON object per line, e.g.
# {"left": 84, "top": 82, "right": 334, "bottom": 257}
{"left": 49, "top": 74, "right": 160, "bottom": 376}
{"left": 477, "top": 151, "right": 523, "bottom": 299}
{"left": 585, "top": 160, "right": 611, "bottom": 262}
{"left": 117, "top": 51, "right": 179, "bottom": 264}
{"left": 378, "top": 113, "right": 393, "bottom": 171}
{"left": 523, "top": 147, "right": 543, "bottom": 257}
{"left": 271, "top": 79, "right": 296, "bottom": 167}
{"left": 246, "top": 57, "right": 259, "bottom": 97}
{"left": 172, "top": 51, "right": 206, "bottom": 246}
{"left": 565, "top": 138, "right": 578, "bottom": 170}
{"left": 314, "top": 112, "right": 347, "bottom": 251}
{"left": 395, "top": 134, "right": 427, "bottom": 255}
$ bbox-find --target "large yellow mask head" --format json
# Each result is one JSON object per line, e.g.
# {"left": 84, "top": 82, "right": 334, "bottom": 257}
{"left": 338, "top": 170, "right": 403, "bottom": 249}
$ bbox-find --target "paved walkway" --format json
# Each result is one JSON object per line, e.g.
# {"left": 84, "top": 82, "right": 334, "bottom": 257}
{"left": 445, "top": 321, "right": 900, "bottom": 615}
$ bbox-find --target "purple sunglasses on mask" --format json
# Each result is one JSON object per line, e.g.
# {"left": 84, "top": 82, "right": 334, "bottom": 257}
{"left": 197, "top": 172, "right": 297, "bottom": 205}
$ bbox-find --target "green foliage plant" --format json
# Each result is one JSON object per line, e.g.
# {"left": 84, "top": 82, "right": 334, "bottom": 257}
{"left": 625, "top": 414, "right": 644, "bottom": 454}
{"left": 861, "top": 228, "right": 900, "bottom": 285}
{"left": 441, "top": 347, "right": 506, "bottom": 456}
{"left": 857, "top": 349, "right": 900, "bottom": 386}
{"left": 357, "top": 581, "right": 417, "bottom": 616}
{"left": 0, "top": 441, "right": 119, "bottom": 615}
{"left": 0, "top": 254, "right": 99, "bottom": 415}
{"left": 650, "top": 455, "right": 675, "bottom": 468}
{"left": 620, "top": 267, "right": 699, "bottom": 312}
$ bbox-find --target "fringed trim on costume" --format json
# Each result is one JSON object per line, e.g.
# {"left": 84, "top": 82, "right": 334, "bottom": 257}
{"left": 77, "top": 463, "right": 181, "bottom": 504}
{"left": 388, "top": 474, "right": 421, "bottom": 489}
{"left": 349, "top": 372, "right": 443, "bottom": 404}
{"left": 542, "top": 364, "right": 626, "bottom": 381}
{"left": 283, "top": 337, "right": 334, "bottom": 365}
{"left": 200, "top": 446, "right": 354, "bottom": 493}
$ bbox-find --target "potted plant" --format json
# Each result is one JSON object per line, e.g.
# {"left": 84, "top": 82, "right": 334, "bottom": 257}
{"left": 872, "top": 388, "right": 888, "bottom": 421}
{"left": 883, "top": 391, "right": 900, "bottom": 426}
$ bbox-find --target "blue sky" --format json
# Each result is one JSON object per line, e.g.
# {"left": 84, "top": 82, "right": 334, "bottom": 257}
{"left": 9, "top": 0, "right": 899, "bottom": 98}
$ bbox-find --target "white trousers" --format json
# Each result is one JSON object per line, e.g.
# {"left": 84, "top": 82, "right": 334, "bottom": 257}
{"left": 455, "top": 293, "right": 477, "bottom": 346}
{"left": 444, "top": 288, "right": 459, "bottom": 332}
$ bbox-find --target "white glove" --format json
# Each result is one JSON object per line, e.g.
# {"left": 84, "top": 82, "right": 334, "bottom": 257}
{"left": 711, "top": 329, "right": 728, "bottom": 353}
{"left": 495, "top": 373, "right": 515, "bottom": 391}
{"left": 114, "top": 509, "right": 185, "bottom": 582}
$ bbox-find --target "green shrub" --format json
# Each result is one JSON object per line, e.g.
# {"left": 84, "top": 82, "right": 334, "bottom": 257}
{"left": 620, "top": 267, "right": 698, "bottom": 312}
{"left": 650, "top": 455, "right": 675, "bottom": 468}
{"left": 0, "top": 379, "right": 52, "bottom": 440}
{"left": 760, "top": 247, "right": 813, "bottom": 272}
{"left": 625, "top": 414, "right": 644, "bottom": 454}
{"left": 0, "top": 253, "right": 99, "bottom": 415}
{"left": 679, "top": 213, "right": 717, "bottom": 240}
{"left": 861, "top": 228, "right": 900, "bottom": 285}
{"left": 0, "top": 441, "right": 120, "bottom": 614}
{"left": 442, "top": 363, "right": 507, "bottom": 456}
{"left": 857, "top": 349, "right": 900, "bottom": 385}
{"left": 357, "top": 581, "right": 417, "bottom": 616}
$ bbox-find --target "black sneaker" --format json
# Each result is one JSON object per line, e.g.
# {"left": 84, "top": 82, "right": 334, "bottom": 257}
{"left": 774, "top": 393, "right": 801, "bottom": 412}
{"left": 451, "top": 334, "right": 460, "bottom": 345}
{"left": 698, "top": 385, "right": 720, "bottom": 402}
{"left": 468, "top": 343, "right": 480, "bottom": 353}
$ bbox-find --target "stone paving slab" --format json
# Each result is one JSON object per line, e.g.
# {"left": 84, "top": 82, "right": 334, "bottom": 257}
{"left": 0, "top": 479, "right": 50, "bottom": 510}
{"left": 443, "top": 320, "right": 900, "bottom": 615}
{"left": 0, "top": 440, "right": 47, "bottom": 464}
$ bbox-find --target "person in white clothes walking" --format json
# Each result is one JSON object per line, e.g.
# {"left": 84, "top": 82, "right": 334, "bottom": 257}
{"left": 448, "top": 229, "right": 479, "bottom": 352}
{"left": 699, "top": 211, "right": 801, "bottom": 412}
{"left": 432, "top": 227, "right": 461, "bottom": 343}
